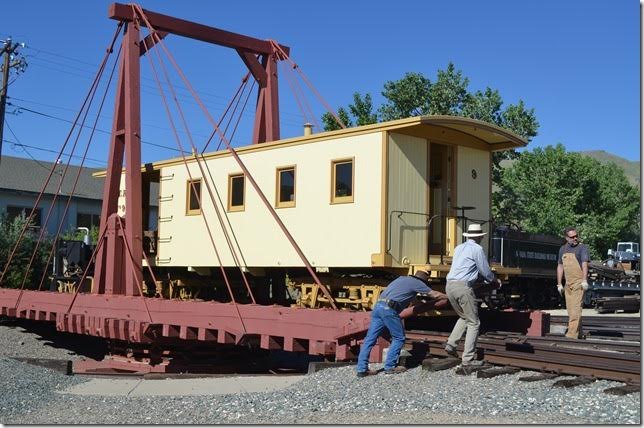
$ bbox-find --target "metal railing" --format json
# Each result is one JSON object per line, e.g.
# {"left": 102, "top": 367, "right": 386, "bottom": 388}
{"left": 386, "top": 210, "right": 495, "bottom": 264}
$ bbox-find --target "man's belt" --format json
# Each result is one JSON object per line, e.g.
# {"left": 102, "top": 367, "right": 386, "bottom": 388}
{"left": 378, "top": 298, "right": 402, "bottom": 311}
{"left": 446, "top": 279, "right": 475, "bottom": 287}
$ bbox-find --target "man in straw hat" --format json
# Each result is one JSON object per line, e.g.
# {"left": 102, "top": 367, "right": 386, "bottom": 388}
{"left": 356, "top": 270, "right": 446, "bottom": 377}
{"left": 444, "top": 223, "right": 502, "bottom": 366}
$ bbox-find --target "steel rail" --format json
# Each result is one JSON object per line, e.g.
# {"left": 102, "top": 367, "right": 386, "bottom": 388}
{"left": 484, "top": 332, "right": 640, "bottom": 353}
{"left": 405, "top": 330, "right": 640, "bottom": 383}
{"left": 548, "top": 315, "right": 641, "bottom": 341}
{"left": 549, "top": 315, "right": 642, "bottom": 327}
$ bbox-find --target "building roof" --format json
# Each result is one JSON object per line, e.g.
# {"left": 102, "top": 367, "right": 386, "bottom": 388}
{"left": 0, "top": 155, "right": 158, "bottom": 205}
{"left": 0, "top": 155, "right": 104, "bottom": 200}
{"left": 96, "top": 115, "right": 527, "bottom": 174}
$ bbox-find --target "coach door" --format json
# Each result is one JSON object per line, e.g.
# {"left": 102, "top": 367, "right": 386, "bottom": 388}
{"left": 428, "top": 143, "right": 454, "bottom": 257}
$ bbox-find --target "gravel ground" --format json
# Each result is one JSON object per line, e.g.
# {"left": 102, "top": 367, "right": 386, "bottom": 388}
{"left": 0, "top": 318, "right": 640, "bottom": 425}
{"left": 0, "top": 318, "right": 105, "bottom": 360}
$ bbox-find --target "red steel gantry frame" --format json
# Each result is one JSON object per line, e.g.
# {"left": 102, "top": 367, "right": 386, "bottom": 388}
{"left": 94, "top": 3, "right": 290, "bottom": 299}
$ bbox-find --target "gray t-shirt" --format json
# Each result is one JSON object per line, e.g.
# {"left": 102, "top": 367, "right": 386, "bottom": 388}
{"left": 558, "top": 243, "right": 590, "bottom": 268}
{"left": 380, "top": 275, "right": 432, "bottom": 308}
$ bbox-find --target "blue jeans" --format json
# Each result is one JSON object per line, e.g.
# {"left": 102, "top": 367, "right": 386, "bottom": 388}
{"left": 356, "top": 301, "right": 405, "bottom": 372}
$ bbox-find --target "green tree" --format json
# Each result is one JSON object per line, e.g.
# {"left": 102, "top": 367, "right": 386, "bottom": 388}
{"left": 321, "top": 107, "right": 352, "bottom": 131}
{"left": 0, "top": 213, "right": 52, "bottom": 289}
{"left": 323, "top": 63, "right": 539, "bottom": 183}
{"left": 349, "top": 93, "right": 378, "bottom": 126}
{"left": 427, "top": 62, "right": 469, "bottom": 115}
{"left": 462, "top": 87, "right": 503, "bottom": 124}
{"left": 322, "top": 92, "right": 378, "bottom": 131}
{"left": 62, "top": 224, "right": 99, "bottom": 245}
{"left": 494, "top": 144, "right": 640, "bottom": 258}
{"left": 379, "top": 72, "right": 432, "bottom": 120}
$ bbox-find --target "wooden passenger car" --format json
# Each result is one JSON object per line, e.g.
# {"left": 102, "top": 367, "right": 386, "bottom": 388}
{"left": 103, "top": 115, "right": 526, "bottom": 308}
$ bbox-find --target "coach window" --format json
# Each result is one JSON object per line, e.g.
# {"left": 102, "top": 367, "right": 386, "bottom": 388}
{"left": 276, "top": 166, "right": 296, "bottom": 208}
{"left": 186, "top": 179, "right": 202, "bottom": 215}
{"left": 228, "top": 173, "right": 245, "bottom": 212}
{"left": 331, "top": 158, "right": 354, "bottom": 204}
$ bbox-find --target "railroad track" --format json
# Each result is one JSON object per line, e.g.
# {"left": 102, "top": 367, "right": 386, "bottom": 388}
{"left": 548, "top": 315, "right": 641, "bottom": 341}
{"left": 405, "top": 329, "right": 640, "bottom": 387}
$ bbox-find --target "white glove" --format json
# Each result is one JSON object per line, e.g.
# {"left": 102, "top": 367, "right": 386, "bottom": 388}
{"left": 557, "top": 284, "right": 564, "bottom": 295}
{"left": 581, "top": 280, "right": 589, "bottom": 291}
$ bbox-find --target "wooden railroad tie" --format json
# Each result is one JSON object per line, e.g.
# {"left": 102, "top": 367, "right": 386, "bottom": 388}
{"left": 421, "top": 357, "right": 460, "bottom": 371}
{"left": 476, "top": 366, "right": 521, "bottom": 379}
{"left": 518, "top": 373, "right": 559, "bottom": 382}
{"left": 455, "top": 363, "right": 494, "bottom": 376}
{"left": 552, "top": 376, "right": 596, "bottom": 388}
{"left": 603, "top": 384, "right": 640, "bottom": 396}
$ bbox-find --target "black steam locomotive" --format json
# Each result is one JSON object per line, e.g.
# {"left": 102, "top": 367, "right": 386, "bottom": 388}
{"left": 487, "top": 226, "right": 640, "bottom": 309}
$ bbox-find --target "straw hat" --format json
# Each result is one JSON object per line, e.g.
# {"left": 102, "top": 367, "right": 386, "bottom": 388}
{"left": 463, "top": 223, "right": 486, "bottom": 238}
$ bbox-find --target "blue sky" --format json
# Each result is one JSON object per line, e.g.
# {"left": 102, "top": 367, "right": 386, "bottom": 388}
{"left": 1, "top": 0, "right": 640, "bottom": 169}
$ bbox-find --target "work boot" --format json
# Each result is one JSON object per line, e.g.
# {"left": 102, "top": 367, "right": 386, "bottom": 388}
{"left": 356, "top": 369, "right": 379, "bottom": 378}
{"left": 384, "top": 366, "right": 407, "bottom": 375}
{"left": 444, "top": 345, "right": 458, "bottom": 358}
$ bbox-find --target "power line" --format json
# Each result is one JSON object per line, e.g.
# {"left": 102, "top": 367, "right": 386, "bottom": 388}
{"left": 8, "top": 95, "right": 212, "bottom": 139}
{"left": 3, "top": 138, "right": 106, "bottom": 167}
{"left": 4, "top": 119, "right": 52, "bottom": 171}
{"left": 7, "top": 102, "right": 190, "bottom": 154}
{"left": 25, "top": 45, "right": 98, "bottom": 68}
{"left": 24, "top": 43, "right": 309, "bottom": 124}
{"left": 27, "top": 58, "right": 306, "bottom": 127}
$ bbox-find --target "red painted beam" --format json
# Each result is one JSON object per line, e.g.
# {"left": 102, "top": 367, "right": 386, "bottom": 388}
{"left": 108, "top": 3, "right": 290, "bottom": 56}
{"left": 0, "top": 288, "right": 371, "bottom": 359}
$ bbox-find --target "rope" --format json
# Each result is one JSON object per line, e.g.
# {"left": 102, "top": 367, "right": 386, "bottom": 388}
{"left": 14, "top": 55, "right": 105, "bottom": 300}
{"left": 268, "top": 39, "right": 346, "bottom": 130}
{"left": 65, "top": 225, "right": 108, "bottom": 314}
{"left": 214, "top": 76, "right": 254, "bottom": 152}
{"left": 135, "top": 8, "right": 250, "bottom": 332}
{"left": 281, "top": 61, "right": 317, "bottom": 129}
{"left": 10, "top": 26, "right": 122, "bottom": 311}
{"left": 0, "top": 22, "right": 123, "bottom": 288}
{"left": 220, "top": 79, "right": 255, "bottom": 151}
{"left": 134, "top": 5, "right": 338, "bottom": 310}
{"left": 144, "top": 31, "right": 257, "bottom": 305}
{"left": 201, "top": 72, "right": 250, "bottom": 154}
{"left": 36, "top": 45, "right": 122, "bottom": 292}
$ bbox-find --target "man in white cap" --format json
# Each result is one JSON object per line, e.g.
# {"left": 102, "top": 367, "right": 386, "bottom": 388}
{"left": 444, "top": 223, "right": 502, "bottom": 366}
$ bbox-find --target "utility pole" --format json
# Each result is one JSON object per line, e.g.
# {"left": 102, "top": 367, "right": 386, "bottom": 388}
{"left": 0, "top": 37, "right": 27, "bottom": 167}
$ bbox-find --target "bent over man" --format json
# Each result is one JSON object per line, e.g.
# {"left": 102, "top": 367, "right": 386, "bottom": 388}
{"left": 355, "top": 270, "right": 446, "bottom": 377}
{"left": 557, "top": 227, "right": 590, "bottom": 339}
{"left": 444, "top": 223, "right": 501, "bottom": 366}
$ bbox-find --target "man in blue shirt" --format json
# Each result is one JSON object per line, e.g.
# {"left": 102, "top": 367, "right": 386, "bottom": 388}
{"left": 444, "top": 223, "right": 501, "bottom": 366}
{"left": 356, "top": 270, "right": 446, "bottom": 377}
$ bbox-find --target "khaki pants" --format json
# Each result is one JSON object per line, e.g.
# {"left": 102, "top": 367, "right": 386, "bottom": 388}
{"left": 562, "top": 252, "right": 584, "bottom": 339}
{"left": 445, "top": 281, "right": 480, "bottom": 362}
